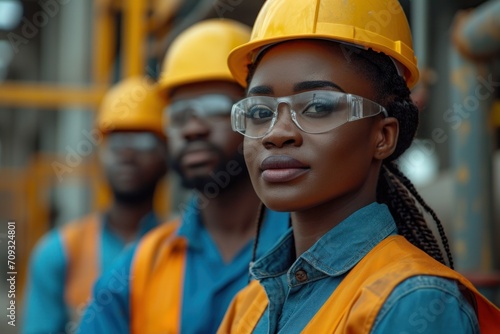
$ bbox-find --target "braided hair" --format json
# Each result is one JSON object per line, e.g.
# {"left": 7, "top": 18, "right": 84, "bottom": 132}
{"left": 347, "top": 46, "right": 454, "bottom": 268}
{"left": 247, "top": 41, "right": 454, "bottom": 269}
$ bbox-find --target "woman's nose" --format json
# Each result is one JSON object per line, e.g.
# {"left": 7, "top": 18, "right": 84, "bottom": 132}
{"left": 262, "top": 104, "right": 303, "bottom": 148}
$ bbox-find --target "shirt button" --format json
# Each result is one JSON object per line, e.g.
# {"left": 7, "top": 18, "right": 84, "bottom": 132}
{"left": 295, "top": 269, "right": 308, "bottom": 282}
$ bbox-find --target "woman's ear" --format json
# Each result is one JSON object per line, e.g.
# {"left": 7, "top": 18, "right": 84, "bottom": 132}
{"left": 374, "top": 117, "right": 398, "bottom": 160}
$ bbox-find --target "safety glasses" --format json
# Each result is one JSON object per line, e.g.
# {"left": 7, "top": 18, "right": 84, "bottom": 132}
{"left": 231, "top": 90, "right": 388, "bottom": 138}
{"left": 106, "top": 132, "right": 161, "bottom": 152}
{"left": 166, "top": 94, "right": 235, "bottom": 128}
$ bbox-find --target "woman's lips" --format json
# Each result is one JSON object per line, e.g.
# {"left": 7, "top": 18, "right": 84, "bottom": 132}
{"left": 260, "top": 155, "right": 309, "bottom": 183}
{"left": 262, "top": 168, "right": 309, "bottom": 182}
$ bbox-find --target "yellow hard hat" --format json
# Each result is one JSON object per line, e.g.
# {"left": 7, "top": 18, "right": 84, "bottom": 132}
{"left": 96, "top": 76, "right": 166, "bottom": 138}
{"left": 158, "top": 19, "right": 251, "bottom": 97}
{"left": 228, "top": 0, "right": 420, "bottom": 88}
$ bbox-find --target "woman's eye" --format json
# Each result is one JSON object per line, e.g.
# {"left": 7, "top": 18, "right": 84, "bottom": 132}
{"left": 247, "top": 105, "right": 274, "bottom": 120}
{"left": 302, "top": 100, "right": 337, "bottom": 117}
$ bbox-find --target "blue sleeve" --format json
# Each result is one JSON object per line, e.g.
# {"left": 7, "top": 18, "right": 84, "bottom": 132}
{"left": 372, "top": 276, "right": 480, "bottom": 334}
{"left": 22, "top": 231, "right": 68, "bottom": 334}
{"left": 77, "top": 245, "right": 136, "bottom": 334}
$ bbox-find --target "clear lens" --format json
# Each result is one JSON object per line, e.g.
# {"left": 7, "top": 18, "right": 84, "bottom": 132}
{"left": 107, "top": 132, "right": 159, "bottom": 151}
{"left": 167, "top": 94, "right": 235, "bottom": 128}
{"left": 231, "top": 90, "right": 387, "bottom": 138}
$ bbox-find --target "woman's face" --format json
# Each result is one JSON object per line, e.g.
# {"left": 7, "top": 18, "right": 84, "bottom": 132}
{"left": 244, "top": 40, "right": 392, "bottom": 212}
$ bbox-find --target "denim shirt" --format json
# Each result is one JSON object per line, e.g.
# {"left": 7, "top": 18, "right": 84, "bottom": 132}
{"left": 250, "top": 202, "right": 479, "bottom": 333}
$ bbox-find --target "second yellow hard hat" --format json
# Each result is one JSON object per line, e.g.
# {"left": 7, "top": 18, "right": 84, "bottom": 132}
{"left": 158, "top": 19, "right": 251, "bottom": 97}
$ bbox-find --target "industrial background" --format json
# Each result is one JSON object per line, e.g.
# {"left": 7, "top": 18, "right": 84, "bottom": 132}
{"left": 0, "top": 0, "right": 499, "bottom": 333}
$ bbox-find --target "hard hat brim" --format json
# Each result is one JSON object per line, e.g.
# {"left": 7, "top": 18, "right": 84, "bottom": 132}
{"left": 228, "top": 32, "right": 420, "bottom": 89}
{"left": 158, "top": 74, "right": 238, "bottom": 100}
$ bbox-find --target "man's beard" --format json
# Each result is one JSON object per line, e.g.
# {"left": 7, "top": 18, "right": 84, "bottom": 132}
{"left": 171, "top": 142, "right": 249, "bottom": 194}
{"left": 111, "top": 181, "right": 157, "bottom": 205}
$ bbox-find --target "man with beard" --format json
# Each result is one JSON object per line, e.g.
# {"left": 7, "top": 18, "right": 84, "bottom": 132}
{"left": 77, "top": 19, "right": 289, "bottom": 334}
{"left": 22, "top": 76, "right": 168, "bottom": 334}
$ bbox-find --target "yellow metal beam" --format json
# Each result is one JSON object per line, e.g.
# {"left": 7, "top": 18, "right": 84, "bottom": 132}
{"left": 123, "top": 0, "right": 147, "bottom": 77}
{"left": 0, "top": 82, "right": 107, "bottom": 109}
{"left": 92, "top": 0, "right": 116, "bottom": 84}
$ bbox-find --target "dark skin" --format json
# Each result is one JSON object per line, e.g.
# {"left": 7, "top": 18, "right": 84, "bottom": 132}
{"left": 101, "top": 131, "right": 167, "bottom": 242}
{"left": 169, "top": 81, "right": 262, "bottom": 263}
{"left": 245, "top": 40, "right": 399, "bottom": 257}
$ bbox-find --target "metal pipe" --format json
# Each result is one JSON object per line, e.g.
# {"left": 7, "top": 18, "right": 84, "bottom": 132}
{"left": 92, "top": 0, "right": 116, "bottom": 84}
{"left": 123, "top": 0, "right": 147, "bottom": 77}
{"left": 449, "top": 0, "right": 500, "bottom": 271}
{"left": 411, "top": 0, "right": 429, "bottom": 68}
{"left": 0, "top": 82, "right": 106, "bottom": 108}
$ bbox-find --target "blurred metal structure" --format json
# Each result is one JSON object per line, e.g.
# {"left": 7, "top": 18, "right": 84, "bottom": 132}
{"left": 0, "top": 0, "right": 183, "bottom": 107}
{"left": 449, "top": 0, "right": 500, "bottom": 272}
{"left": 0, "top": 0, "right": 181, "bottom": 306}
{"left": 449, "top": 51, "right": 497, "bottom": 272}
{"left": 157, "top": 0, "right": 266, "bottom": 57}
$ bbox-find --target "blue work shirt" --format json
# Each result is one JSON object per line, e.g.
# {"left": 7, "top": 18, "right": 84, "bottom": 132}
{"left": 22, "top": 212, "right": 160, "bottom": 334}
{"left": 78, "top": 197, "right": 290, "bottom": 334}
{"left": 251, "top": 202, "right": 479, "bottom": 333}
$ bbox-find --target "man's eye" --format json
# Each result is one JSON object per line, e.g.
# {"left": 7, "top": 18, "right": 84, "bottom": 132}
{"left": 170, "top": 112, "right": 187, "bottom": 125}
{"left": 247, "top": 105, "right": 274, "bottom": 120}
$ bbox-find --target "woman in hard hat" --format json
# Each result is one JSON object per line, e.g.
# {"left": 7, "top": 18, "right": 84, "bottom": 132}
{"left": 218, "top": 0, "right": 500, "bottom": 333}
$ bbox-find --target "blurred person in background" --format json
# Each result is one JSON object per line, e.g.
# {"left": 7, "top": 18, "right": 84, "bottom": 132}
{"left": 78, "top": 19, "right": 289, "bottom": 334}
{"left": 22, "top": 76, "right": 168, "bottom": 334}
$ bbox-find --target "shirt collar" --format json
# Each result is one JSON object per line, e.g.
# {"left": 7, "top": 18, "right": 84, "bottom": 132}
{"left": 250, "top": 202, "right": 397, "bottom": 281}
{"left": 177, "top": 196, "right": 205, "bottom": 250}
{"left": 176, "top": 196, "right": 291, "bottom": 253}
{"left": 101, "top": 210, "right": 161, "bottom": 241}
{"left": 136, "top": 211, "right": 161, "bottom": 237}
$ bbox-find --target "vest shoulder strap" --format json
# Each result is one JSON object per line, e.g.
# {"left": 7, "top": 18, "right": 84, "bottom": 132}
{"left": 305, "top": 235, "right": 500, "bottom": 333}
{"left": 60, "top": 214, "right": 100, "bottom": 312}
{"left": 130, "top": 218, "right": 185, "bottom": 334}
{"left": 218, "top": 280, "right": 268, "bottom": 334}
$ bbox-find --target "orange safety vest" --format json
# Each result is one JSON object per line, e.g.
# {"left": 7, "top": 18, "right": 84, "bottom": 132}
{"left": 60, "top": 214, "right": 101, "bottom": 322}
{"left": 218, "top": 235, "right": 500, "bottom": 333}
{"left": 130, "top": 218, "right": 185, "bottom": 334}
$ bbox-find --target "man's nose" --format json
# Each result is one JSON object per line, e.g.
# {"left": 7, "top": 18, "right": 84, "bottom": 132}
{"left": 181, "top": 114, "right": 211, "bottom": 141}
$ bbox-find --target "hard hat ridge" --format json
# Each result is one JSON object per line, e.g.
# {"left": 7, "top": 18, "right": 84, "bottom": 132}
{"left": 228, "top": 0, "right": 419, "bottom": 88}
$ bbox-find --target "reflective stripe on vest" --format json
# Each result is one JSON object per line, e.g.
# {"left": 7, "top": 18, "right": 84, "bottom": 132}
{"left": 218, "top": 235, "right": 500, "bottom": 333}
{"left": 131, "top": 219, "right": 186, "bottom": 334}
{"left": 61, "top": 214, "right": 100, "bottom": 322}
